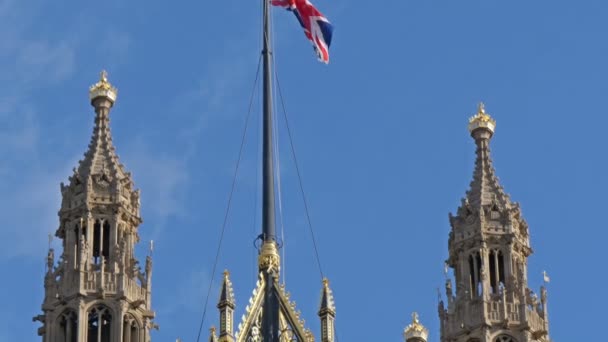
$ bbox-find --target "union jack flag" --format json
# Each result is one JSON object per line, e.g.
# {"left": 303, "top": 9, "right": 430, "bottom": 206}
{"left": 272, "top": 0, "right": 334, "bottom": 64}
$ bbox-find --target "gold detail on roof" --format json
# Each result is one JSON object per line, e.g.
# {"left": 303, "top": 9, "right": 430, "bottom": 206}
{"left": 258, "top": 241, "right": 280, "bottom": 273}
{"left": 404, "top": 312, "right": 429, "bottom": 341}
{"left": 468, "top": 102, "right": 496, "bottom": 134}
{"left": 89, "top": 70, "right": 118, "bottom": 103}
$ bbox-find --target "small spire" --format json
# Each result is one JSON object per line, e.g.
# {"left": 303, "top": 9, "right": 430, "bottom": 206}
{"left": 468, "top": 101, "right": 496, "bottom": 135}
{"left": 89, "top": 69, "right": 118, "bottom": 104}
{"left": 218, "top": 269, "right": 235, "bottom": 308}
{"left": 459, "top": 102, "right": 512, "bottom": 210}
{"left": 208, "top": 326, "right": 218, "bottom": 342}
{"left": 319, "top": 278, "right": 336, "bottom": 315}
{"left": 404, "top": 312, "right": 429, "bottom": 342}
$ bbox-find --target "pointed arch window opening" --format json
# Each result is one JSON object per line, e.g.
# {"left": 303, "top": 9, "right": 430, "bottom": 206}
{"left": 123, "top": 314, "right": 140, "bottom": 342}
{"left": 468, "top": 252, "right": 483, "bottom": 298}
{"left": 92, "top": 220, "right": 111, "bottom": 265}
{"left": 58, "top": 310, "right": 78, "bottom": 342}
{"left": 489, "top": 250, "right": 506, "bottom": 295}
{"left": 87, "top": 306, "right": 112, "bottom": 342}
{"left": 495, "top": 335, "right": 516, "bottom": 342}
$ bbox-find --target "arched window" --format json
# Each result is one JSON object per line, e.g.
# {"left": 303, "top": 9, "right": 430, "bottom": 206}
{"left": 489, "top": 250, "right": 506, "bottom": 294}
{"left": 468, "top": 251, "right": 482, "bottom": 297}
{"left": 92, "top": 220, "right": 111, "bottom": 265}
{"left": 87, "top": 305, "right": 112, "bottom": 342}
{"left": 123, "top": 314, "right": 140, "bottom": 342}
{"left": 102, "top": 220, "right": 110, "bottom": 260}
{"left": 495, "top": 335, "right": 516, "bottom": 342}
{"left": 58, "top": 310, "right": 78, "bottom": 342}
{"left": 93, "top": 220, "right": 101, "bottom": 264}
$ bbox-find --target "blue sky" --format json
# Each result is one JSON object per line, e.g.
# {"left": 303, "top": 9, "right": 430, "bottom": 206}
{"left": 1, "top": 0, "right": 606, "bottom": 340}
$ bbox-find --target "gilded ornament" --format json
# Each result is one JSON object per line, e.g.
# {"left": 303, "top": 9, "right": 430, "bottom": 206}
{"left": 404, "top": 312, "right": 429, "bottom": 341}
{"left": 258, "top": 241, "right": 280, "bottom": 272}
{"left": 468, "top": 102, "right": 496, "bottom": 134}
{"left": 89, "top": 70, "right": 118, "bottom": 103}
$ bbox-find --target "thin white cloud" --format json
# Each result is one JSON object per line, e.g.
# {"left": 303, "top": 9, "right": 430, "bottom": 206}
{"left": 122, "top": 139, "right": 190, "bottom": 240}
{"left": 0, "top": 0, "right": 78, "bottom": 259}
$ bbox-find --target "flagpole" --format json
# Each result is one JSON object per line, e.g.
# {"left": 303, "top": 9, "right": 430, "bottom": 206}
{"left": 262, "top": 0, "right": 276, "bottom": 246}
{"left": 261, "top": 0, "right": 280, "bottom": 341}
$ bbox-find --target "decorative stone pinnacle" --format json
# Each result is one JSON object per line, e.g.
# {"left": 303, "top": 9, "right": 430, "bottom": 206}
{"left": 218, "top": 269, "right": 235, "bottom": 307}
{"left": 319, "top": 277, "right": 336, "bottom": 314}
{"left": 404, "top": 312, "right": 429, "bottom": 342}
{"left": 89, "top": 69, "right": 118, "bottom": 104}
{"left": 468, "top": 102, "right": 496, "bottom": 134}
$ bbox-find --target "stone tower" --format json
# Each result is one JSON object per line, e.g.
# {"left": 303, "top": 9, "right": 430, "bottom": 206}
{"left": 439, "top": 104, "right": 550, "bottom": 342}
{"left": 33, "top": 71, "right": 156, "bottom": 342}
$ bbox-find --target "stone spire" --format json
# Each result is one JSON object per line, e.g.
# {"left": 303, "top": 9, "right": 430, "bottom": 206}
{"left": 74, "top": 70, "right": 131, "bottom": 198}
{"left": 209, "top": 327, "right": 219, "bottom": 342}
{"left": 217, "top": 270, "right": 235, "bottom": 342}
{"left": 465, "top": 103, "right": 511, "bottom": 210}
{"left": 34, "top": 71, "right": 155, "bottom": 342}
{"left": 403, "top": 312, "right": 428, "bottom": 342}
{"left": 440, "top": 103, "right": 550, "bottom": 342}
{"left": 318, "top": 278, "right": 336, "bottom": 342}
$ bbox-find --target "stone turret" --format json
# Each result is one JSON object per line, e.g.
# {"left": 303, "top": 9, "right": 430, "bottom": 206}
{"left": 34, "top": 71, "right": 156, "bottom": 342}
{"left": 439, "top": 104, "right": 550, "bottom": 342}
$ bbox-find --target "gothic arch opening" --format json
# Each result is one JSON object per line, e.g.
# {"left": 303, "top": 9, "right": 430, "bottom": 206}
{"left": 93, "top": 220, "right": 101, "bottom": 264}
{"left": 87, "top": 305, "right": 112, "bottom": 342}
{"left": 468, "top": 251, "right": 482, "bottom": 297}
{"left": 489, "top": 250, "right": 506, "bottom": 294}
{"left": 123, "top": 314, "right": 141, "bottom": 342}
{"left": 92, "top": 220, "right": 111, "bottom": 265}
{"left": 495, "top": 334, "right": 516, "bottom": 342}
{"left": 57, "top": 310, "right": 78, "bottom": 342}
{"left": 102, "top": 220, "right": 110, "bottom": 261}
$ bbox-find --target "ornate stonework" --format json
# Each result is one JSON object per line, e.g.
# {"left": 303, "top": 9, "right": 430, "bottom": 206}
{"left": 438, "top": 104, "right": 550, "bottom": 342}
{"left": 34, "top": 71, "right": 155, "bottom": 342}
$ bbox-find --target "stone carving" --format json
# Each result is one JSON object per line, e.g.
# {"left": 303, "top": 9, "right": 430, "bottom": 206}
{"left": 35, "top": 72, "right": 155, "bottom": 341}
{"left": 248, "top": 325, "right": 261, "bottom": 342}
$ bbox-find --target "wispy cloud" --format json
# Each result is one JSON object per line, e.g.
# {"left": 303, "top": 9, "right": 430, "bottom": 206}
{"left": 0, "top": 0, "right": 78, "bottom": 258}
{"left": 122, "top": 139, "right": 190, "bottom": 240}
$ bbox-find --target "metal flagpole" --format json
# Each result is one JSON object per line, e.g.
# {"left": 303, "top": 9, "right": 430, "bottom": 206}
{"left": 260, "top": 0, "right": 280, "bottom": 341}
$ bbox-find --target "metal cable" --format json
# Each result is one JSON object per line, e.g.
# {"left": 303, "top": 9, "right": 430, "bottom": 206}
{"left": 273, "top": 69, "right": 325, "bottom": 280}
{"left": 195, "top": 55, "right": 262, "bottom": 342}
